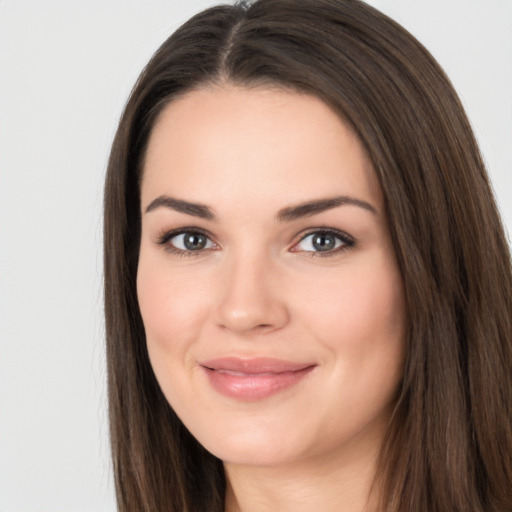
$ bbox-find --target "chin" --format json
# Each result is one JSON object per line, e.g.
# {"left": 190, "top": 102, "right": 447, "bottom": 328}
{"left": 189, "top": 417, "right": 305, "bottom": 467}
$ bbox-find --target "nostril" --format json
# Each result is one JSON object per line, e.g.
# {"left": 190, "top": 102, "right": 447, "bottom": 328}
{"left": 216, "top": 307, "right": 289, "bottom": 334}
{"left": 214, "top": 268, "right": 290, "bottom": 333}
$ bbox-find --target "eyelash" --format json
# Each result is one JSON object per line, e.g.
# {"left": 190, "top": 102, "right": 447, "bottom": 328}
{"left": 292, "top": 228, "right": 355, "bottom": 257}
{"left": 156, "top": 228, "right": 217, "bottom": 257}
{"left": 155, "top": 227, "right": 355, "bottom": 257}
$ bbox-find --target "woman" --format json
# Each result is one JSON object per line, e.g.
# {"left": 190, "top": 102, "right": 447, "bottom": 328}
{"left": 103, "top": 0, "right": 512, "bottom": 510}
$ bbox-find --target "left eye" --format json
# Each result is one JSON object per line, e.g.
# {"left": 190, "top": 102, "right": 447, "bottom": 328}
{"left": 168, "top": 231, "right": 215, "bottom": 251}
{"left": 293, "top": 230, "right": 353, "bottom": 253}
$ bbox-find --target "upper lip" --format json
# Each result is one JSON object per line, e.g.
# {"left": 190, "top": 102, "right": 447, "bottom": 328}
{"left": 199, "top": 357, "right": 316, "bottom": 374}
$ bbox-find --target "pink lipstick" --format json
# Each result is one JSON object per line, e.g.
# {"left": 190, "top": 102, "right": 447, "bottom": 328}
{"left": 199, "top": 357, "right": 316, "bottom": 400}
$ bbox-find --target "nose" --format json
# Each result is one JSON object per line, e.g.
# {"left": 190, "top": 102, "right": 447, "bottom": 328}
{"left": 214, "top": 253, "right": 290, "bottom": 335}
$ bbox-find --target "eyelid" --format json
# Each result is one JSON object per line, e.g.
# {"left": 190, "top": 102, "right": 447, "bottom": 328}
{"left": 154, "top": 226, "right": 355, "bottom": 257}
{"left": 290, "top": 227, "right": 355, "bottom": 256}
{"left": 155, "top": 227, "right": 219, "bottom": 255}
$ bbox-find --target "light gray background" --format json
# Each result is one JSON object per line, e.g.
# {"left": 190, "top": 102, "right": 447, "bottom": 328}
{"left": 0, "top": 1, "right": 510, "bottom": 511}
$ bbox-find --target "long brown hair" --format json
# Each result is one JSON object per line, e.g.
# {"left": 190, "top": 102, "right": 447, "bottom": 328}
{"left": 103, "top": 1, "right": 512, "bottom": 510}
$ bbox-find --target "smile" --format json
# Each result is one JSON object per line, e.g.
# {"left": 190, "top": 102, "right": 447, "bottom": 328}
{"left": 199, "top": 357, "right": 316, "bottom": 401}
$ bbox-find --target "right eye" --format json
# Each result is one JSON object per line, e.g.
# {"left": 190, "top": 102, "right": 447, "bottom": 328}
{"left": 158, "top": 230, "right": 216, "bottom": 255}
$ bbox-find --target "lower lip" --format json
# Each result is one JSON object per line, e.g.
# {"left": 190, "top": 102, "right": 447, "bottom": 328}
{"left": 201, "top": 366, "right": 315, "bottom": 401}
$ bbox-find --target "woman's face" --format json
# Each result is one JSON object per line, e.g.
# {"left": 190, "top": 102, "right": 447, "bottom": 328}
{"left": 137, "top": 86, "right": 406, "bottom": 468}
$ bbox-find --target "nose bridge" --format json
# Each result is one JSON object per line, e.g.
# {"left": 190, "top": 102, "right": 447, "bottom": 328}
{"left": 215, "top": 244, "right": 288, "bottom": 334}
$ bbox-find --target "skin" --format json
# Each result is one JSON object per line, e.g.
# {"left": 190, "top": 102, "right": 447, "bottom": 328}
{"left": 137, "top": 85, "right": 406, "bottom": 512}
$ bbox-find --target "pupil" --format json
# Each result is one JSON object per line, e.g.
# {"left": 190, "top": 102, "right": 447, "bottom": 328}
{"left": 184, "top": 233, "right": 206, "bottom": 250}
{"left": 312, "top": 234, "right": 335, "bottom": 251}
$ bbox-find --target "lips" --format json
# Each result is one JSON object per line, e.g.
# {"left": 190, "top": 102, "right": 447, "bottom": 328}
{"left": 199, "top": 357, "right": 316, "bottom": 400}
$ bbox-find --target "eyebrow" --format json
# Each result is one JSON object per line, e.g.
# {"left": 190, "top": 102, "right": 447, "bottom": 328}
{"left": 145, "top": 195, "right": 216, "bottom": 220}
{"left": 144, "top": 194, "right": 378, "bottom": 221}
{"left": 277, "top": 196, "right": 378, "bottom": 221}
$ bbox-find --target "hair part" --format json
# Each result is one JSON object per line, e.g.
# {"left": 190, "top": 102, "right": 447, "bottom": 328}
{"left": 104, "top": 1, "right": 512, "bottom": 510}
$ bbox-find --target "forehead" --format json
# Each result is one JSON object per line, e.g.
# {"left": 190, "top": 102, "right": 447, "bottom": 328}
{"left": 141, "top": 86, "right": 382, "bottom": 214}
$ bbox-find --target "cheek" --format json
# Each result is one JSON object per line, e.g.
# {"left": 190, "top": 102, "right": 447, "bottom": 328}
{"left": 344, "top": 269, "right": 404, "bottom": 342}
{"left": 295, "top": 253, "right": 405, "bottom": 360}
{"left": 136, "top": 257, "right": 209, "bottom": 359}
{"left": 292, "top": 250, "right": 406, "bottom": 398}
{"left": 291, "top": 257, "right": 405, "bottom": 438}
